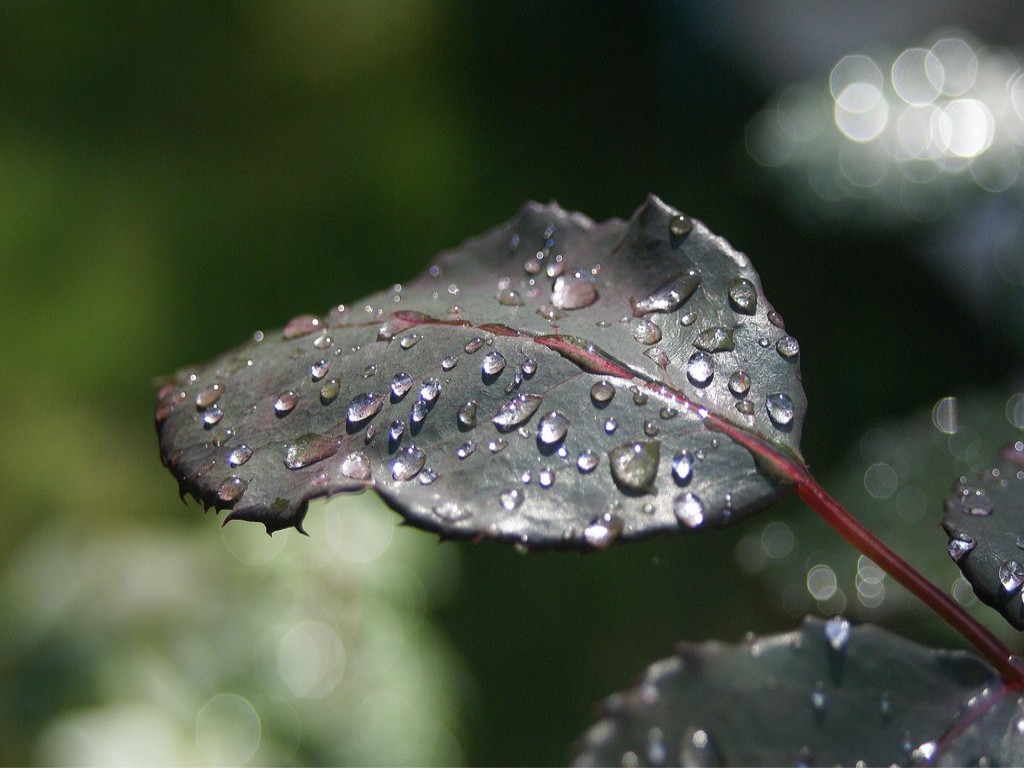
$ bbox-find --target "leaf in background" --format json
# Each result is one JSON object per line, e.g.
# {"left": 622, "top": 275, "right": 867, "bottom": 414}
{"left": 573, "top": 617, "right": 1006, "bottom": 767}
{"left": 942, "top": 440, "right": 1024, "bottom": 630}
{"left": 156, "top": 196, "right": 806, "bottom": 548}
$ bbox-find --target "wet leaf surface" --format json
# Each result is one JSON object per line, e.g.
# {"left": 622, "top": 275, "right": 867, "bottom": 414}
{"left": 942, "top": 441, "right": 1024, "bottom": 629}
{"left": 156, "top": 196, "right": 806, "bottom": 547}
{"left": 573, "top": 617, "right": 1005, "bottom": 767}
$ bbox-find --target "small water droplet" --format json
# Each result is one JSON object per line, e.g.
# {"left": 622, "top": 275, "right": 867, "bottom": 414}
{"left": 274, "top": 390, "right": 298, "bottom": 416}
{"left": 673, "top": 492, "right": 704, "bottom": 527}
{"left": 538, "top": 467, "right": 555, "bottom": 488}
{"left": 310, "top": 359, "right": 330, "bottom": 381}
{"left": 521, "top": 357, "right": 537, "bottom": 376}
{"left": 496, "top": 287, "right": 525, "bottom": 306}
{"left": 660, "top": 408, "right": 677, "bottom": 420}
{"left": 768, "top": 309, "right": 785, "bottom": 328}
{"left": 604, "top": 417, "right": 618, "bottom": 434}
{"left": 591, "top": 380, "right": 615, "bottom": 404}
{"left": 419, "top": 377, "right": 442, "bottom": 404}
{"left": 947, "top": 534, "right": 976, "bottom": 561}
{"left": 456, "top": 440, "right": 476, "bottom": 460}
{"left": 524, "top": 255, "right": 542, "bottom": 275}
{"left": 211, "top": 427, "right": 234, "bottom": 447}
{"left": 643, "top": 346, "right": 670, "bottom": 369}
{"left": 736, "top": 399, "right": 755, "bottom": 415}
{"left": 195, "top": 383, "right": 225, "bottom": 409}
{"left": 488, "top": 438, "right": 508, "bottom": 453}
{"left": 633, "top": 319, "right": 663, "bottom": 345}
{"left": 217, "top": 476, "right": 248, "bottom": 504}
{"left": 340, "top": 451, "right": 371, "bottom": 481}
{"left": 283, "top": 314, "right": 321, "bottom": 340}
{"left": 551, "top": 271, "right": 599, "bottom": 309}
{"left": 537, "top": 411, "right": 569, "bottom": 446}
{"left": 284, "top": 432, "right": 341, "bottom": 470}
{"left": 824, "top": 616, "right": 851, "bottom": 651}
{"left": 680, "top": 311, "right": 697, "bottom": 326}
{"left": 203, "top": 404, "right": 224, "bottom": 427}
{"left": 227, "top": 444, "right": 253, "bottom": 467}
{"left": 464, "top": 337, "right": 485, "bottom": 354}
{"left": 766, "top": 392, "right": 795, "bottom": 428}
{"left": 811, "top": 682, "right": 826, "bottom": 713}
{"left": 457, "top": 400, "right": 479, "bottom": 429}
{"left": 1016, "top": 534, "right": 1024, "bottom": 550}
{"left": 362, "top": 363, "right": 378, "bottom": 378}
{"left": 577, "top": 450, "right": 599, "bottom": 473}
{"left": 694, "top": 327, "right": 735, "bottom": 353}
{"left": 440, "top": 355, "right": 458, "bottom": 371}
{"left": 776, "top": 335, "right": 800, "bottom": 359}
{"left": 1000, "top": 560, "right": 1024, "bottom": 594}
{"left": 390, "top": 372, "right": 413, "bottom": 399}
{"left": 347, "top": 391, "right": 384, "bottom": 425}
{"left": 672, "top": 451, "right": 694, "bottom": 485}
{"left": 389, "top": 419, "right": 405, "bottom": 444}
{"left": 500, "top": 488, "right": 523, "bottom": 511}
{"left": 643, "top": 420, "right": 659, "bottom": 437}
{"left": 960, "top": 488, "right": 993, "bottom": 516}
{"left": 482, "top": 350, "right": 506, "bottom": 376}
{"left": 320, "top": 377, "right": 341, "bottom": 404}
{"left": 417, "top": 467, "right": 438, "bottom": 485}
{"left": 631, "top": 387, "right": 649, "bottom": 406}
{"left": 399, "top": 334, "right": 421, "bottom": 349}
{"left": 312, "top": 331, "right": 333, "bottom": 350}
{"left": 609, "top": 441, "right": 660, "bottom": 493}
{"left": 492, "top": 393, "right": 543, "bottom": 430}
{"left": 545, "top": 254, "right": 566, "bottom": 278}
{"left": 669, "top": 214, "right": 693, "bottom": 237}
{"left": 410, "top": 399, "right": 428, "bottom": 424}
{"left": 729, "top": 278, "right": 757, "bottom": 314}
{"left": 537, "top": 305, "right": 567, "bottom": 321}
{"left": 583, "top": 512, "right": 623, "bottom": 549}
{"left": 728, "top": 371, "right": 751, "bottom": 397}
{"left": 687, "top": 352, "right": 714, "bottom": 387}
{"left": 631, "top": 272, "right": 700, "bottom": 315}
{"left": 391, "top": 444, "right": 426, "bottom": 481}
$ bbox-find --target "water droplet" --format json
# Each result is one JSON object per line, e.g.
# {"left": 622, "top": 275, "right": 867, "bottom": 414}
{"left": 687, "top": 352, "right": 714, "bottom": 387}
{"left": 391, "top": 444, "right": 426, "bottom": 481}
{"left": 504, "top": 372, "right": 523, "bottom": 394}
{"left": 729, "top": 278, "right": 757, "bottom": 314}
{"left": 389, "top": 419, "right": 405, "bottom": 444}
{"left": 274, "top": 391, "right": 298, "bottom": 416}
{"left": 824, "top": 616, "right": 851, "bottom": 651}
{"left": 537, "top": 305, "right": 567, "bottom": 321}
{"left": 633, "top": 319, "right": 663, "bottom": 345}
{"left": 419, "top": 377, "right": 442, "bottom": 404}
{"left": 766, "top": 392, "right": 795, "bottom": 428}
{"left": 340, "top": 451, "right": 371, "bottom": 481}
{"left": 631, "top": 387, "right": 649, "bottom": 406}
{"left": 496, "top": 287, "right": 525, "bottom": 306}
{"left": 680, "top": 728, "right": 718, "bottom": 767}
{"left": 320, "top": 377, "right": 341, "bottom": 404}
{"left": 672, "top": 451, "right": 694, "bottom": 485}
{"left": 776, "top": 335, "right": 800, "bottom": 359}
{"left": 577, "top": 450, "right": 599, "bottom": 473}
{"left": 660, "top": 407, "right": 677, "bottom": 420}
{"left": 362, "top": 363, "right": 378, "bottom": 378}
{"left": 947, "top": 534, "right": 976, "bottom": 561}
{"left": 643, "top": 346, "right": 670, "bottom": 369}
{"left": 583, "top": 512, "right": 624, "bottom": 549}
{"left": 500, "top": 488, "right": 523, "bottom": 511}
{"left": 390, "top": 372, "right": 413, "bottom": 399}
{"left": 524, "top": 255, "right": 542, "bottom": 275}
{"left": 309, "top": 359, "right": 330, "bottom": 381}
{"left": 669, "top": 214, "right": 693, "bottom": 237}
{"left": 283, "top": 314, "right": 321, "bottom": 340}
{"left": 492, "top": 393, "right": 543, "bottom": 430}
{"left": 203, "top": 404, "right": 224, "bottom": 427}
{"left": 452, "top": 400, "right": 477, "bottom": 430}
{"left": 418, "top": 467, "right": 438, "bottom": 485}
{"left": 537, "top": 411, "right": 569, "bottom": 446}
{"left": 482, "top": 350, "right": 506, "bottom": 376}
{"left": 464, "top": 337, "right": 485, "bottom": 354}
{"left": 211, "top": 427, "right": 234, "bottom": 447}
{"left": 673, "top": 492, "right": 704, "bottom": 528}
{"left": 410, "top": 400, "right": 428, "bottom": 424}
{"left": 227, "top": 444, "right": 253, "bottom": 467}
{"left": 433, "top": 501, "right": 470, "bottom": 521}
{"left": 643, "top": 420, "right": 659, "bottom": 437}
{"left": 538, "top": 467, "right": 555, "bottom": 488}
{"left": 768, "top": 309, "right": 785, "bottom": 328}
{"left": 591, "top": 380, "right": 615, "bottom": 404}
{"left": 631, "top": 272, "right": 700, "bottom": 315}
{"left": 488, "top": 438, "right": 508, "bottom": 453}
{"left": 1017, "top": 534, "right": 1024, "bottom": 550}
{"left": 347, "top": 391, "right": 384, "bottom": 425}
{"left": 551, "top": 271, "right": 599, "bottom": 309}
{"left": 609, "top": 441, "right": 660, "bottom": 493}
{"left": 1000, "top": 560, "right": 1024, "bottom": 594}
{"left": 960, "top": 488, "right": 993, "bottom": 516}
{"left": 680, "top": 311, "right": 697, "bottom": 326}
{"left": 195, "top": 383, "right": 225, "bottom": 409}
{"left": 604, "top": 417, "right": 618, "bottom": 434}
{"left": 545, "top": 255, "right": 565, "bottom": 278}
{"left": 694, "top": 327, "right": 735, "bottom": 353}
{"left": 441, "top": 355, "right": 458, "bottom": 371}
{"left": 399, "top": 334, "right": 421, "bottom": 349}
{"left": 728, "top": 371, "right": 751, "bottom": 397}
{"left": 736, "top": 399, "right": 755, "bottom": 415}
{"left": 284, "top": 432, "right": 341, "bottom": 470}
{"left": 521, "top": 357, "right": 537, "bottom": 376}
{"left": 811, "top": 682, "right": 826, "bottom": 713}
{"left": 456, "top": 440, "right": 476, "bottom": 460}
{"left": 217, "top": 476, "right": 248, "bottom": 504}
{"left": 312, "top": 332, "right": 333, "bottom": 350}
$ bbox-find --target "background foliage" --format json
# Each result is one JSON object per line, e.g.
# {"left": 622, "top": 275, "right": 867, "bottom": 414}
{"left": 1, "top": 2, "right": 1023, "bottom": 764}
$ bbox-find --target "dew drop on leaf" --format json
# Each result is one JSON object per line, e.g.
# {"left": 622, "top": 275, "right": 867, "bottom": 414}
{"left": 583, "top": 512, "right": 624, "bottom": 549}
{"left": 488, "top": 438, "right": 508, "bottom": 454}
{"left": 340, "top": 451, "right": 372, "bottom": 481}
{"left": 418, "top": 467, "right": 438, "bottom": 485}
{"left": 609, "top": 440, "right": 660, "bottom": 493}
{"left": 274, "top": 390, "right": 298, "bottom": 416}
{"left": 672, "top": 450, "right": 695, "bottom": 485}
{"left": 399, "top": 334, "right": 421, "bottom": 349}
{"left": 669, "top": 214, "right": 693, "bottom": 237}
{"left": 346, "top": 391, "right": 384, "bottom": 425}
{"left": 227, "top": 444, "right": 253, "bottom": 467}
{"left": 776, "top": 335, "right": 800, "bottom": 359}
{"left": 456, "top": 440, "right": 476, "bottom": 459}
{"left": 195, "top": 383, "right": 225, "bottom": 409}
{"left": 310, "top": 359, "right": 330, "bottom": 381}
{"left": 824, "top": 616, "right": 851, "bottom": 651}
{"left": 577, "top": 449, "right": 599, "bottom": 473}
{"left": 320, "top": 377, "right": 341, "bottom": 404}
{"left": 388, "top": 419, "right": 405, "bottom": 444}
{"left": 390, "top": 372, "right": 413, "bottom": 399}
{"left": 419, "top": 377, "right": 442, "bottom": 404}
{"left": 694, "top": 326, "right": 735, "bottom": 353}
{"left": 500, "top": 488, "right": 523, "bottom": 511}
{"left": 464, "top": 337, "right": 485, "bottom": 354}
{"left": 766, "top": 392, "right": 795, "bottom": 428}
{"left": 631, "top": 271, "right": 700, "bottom": 316}
{"left": 284, "top": 433, "right": 341, "bottom": 470}
{"left": 687, "top": 352, "right": 714, "bottom": 387}
{"left": 496, "top": 287, "right": 525, "bottom": 306}
{"left": 441, "top": 355, "right": 458, "bottom": 371}
{"left": 521, "top": 357, "right": 538, "bottom": 376}
{"left": 633, "top": 319, "right": 663, "bottom": 345}
{"left": 604, "top": 417, "right": 618, "bottom": 434}
{"left": 492, "top": 393, "right": 543, "bottom": 431}
{"left": 728, "top": 278, "right": 757, "bottom": 314}
{"left": 538, "top": 467, "right": 555, "bottom": 488}
{"left": 482, "top": 350, "right": 506, "bottom": 376}
{"left": 410, "top": 400, "right": 428, "bottom": 424}
{"left": 959, "top": 488, "right": 994, "bottom": 516}
{"left": 947, "top": 534, "right": 976, "bottom": 561}
{"left": 551, "top": 271, "right": 599, "bottom": 310}
{"left": 283, "top": 314, "right": 320, "bottom": 340}
{"left": 203, "top": 405, "right": 224, "bottom": 427}
{"left": 537, "top": 411, "right": 569, "bottom": 446}
{"left": 737, "top": 399, "right": 755, "bottom": 415}
{"left": 391, "top": 444, "right": 426, "bottom": 481}
{"left": 673, "top": 491, "right": 705, "bottom": 528}
{"left": 457, "top": 400, "right": 479, "bottom": 429}
{"left": 728, "top": 371, "right": 751, "bottom": 397}
{"left": 999, "top": 560, "right": 1024, "bottom": 594}
{"left": 217, "top": 476, "right": 248, "bottom": 504}
{"left": 590, "top": 380, "right": 615, "bottom": 404}
{"left": 312, "top": 332, "right": 332, "bottom": 350}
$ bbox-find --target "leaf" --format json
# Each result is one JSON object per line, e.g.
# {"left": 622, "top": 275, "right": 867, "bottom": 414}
{"left": 156, "top": 195, "right": 806, "bottom": 547}
{"left": 572, "top": 617, "right": 1003, "bottom": 767}
{"left": 942, "top": 441, "right": 1024, "bottom": 629}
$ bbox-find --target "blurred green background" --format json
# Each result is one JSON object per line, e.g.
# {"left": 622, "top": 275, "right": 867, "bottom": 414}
{"left": 2, "top": 1, "right": 1024, "bottom": 765}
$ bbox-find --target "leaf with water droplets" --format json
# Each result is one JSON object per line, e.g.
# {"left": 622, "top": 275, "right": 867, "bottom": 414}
{"left": 573, "top": 617, "right": 1005, "bottom": 767}
{"left": 942, "top": 441, "right": 1024, "bottom": 629}
{"left": 156, "top": 196, "right": 806, "bottom": 543}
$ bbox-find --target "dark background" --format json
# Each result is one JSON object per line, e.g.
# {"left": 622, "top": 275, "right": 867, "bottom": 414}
{"left": 2, "top": 2, "right": 1023, "bottom": 764}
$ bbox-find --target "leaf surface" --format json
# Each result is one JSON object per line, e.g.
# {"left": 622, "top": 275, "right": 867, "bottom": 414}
{"left": 156, "top": 195, "right": 806, "bottom": 547}
{"left": 572, "top": 617, "right": 1005, "bottom": 767}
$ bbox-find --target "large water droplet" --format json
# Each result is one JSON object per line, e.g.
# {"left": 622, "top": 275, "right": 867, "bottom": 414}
{"left": 672, "top": 451, "right": 695, "bottom": 485}
{"left": 441, "top": 355, "right": 458, "bottom": 371}
{"left": 340, "top": 451, "right": 372, "bottom": 481}
{"left": 583, "top": 512, "right": 623, "bottom": 549}
{"left": 669, "top": 215, "right": 693, "bottom": 237}
{"left": 673, "top": 492, "right": 704, "bottom": 527}
{"left": 195, "top": 383, "right": 225, "bottom": 409}
{"left": 227, "top": 444, "right": 253, "bottom": 467}
{"left": 947, "top": 534, "right": 976, "bottom": 561}
{"left": 500, "top": 488, "right": 523, "bottom": 511}
{"left": 776, "top": 335, "right": 800, "bottom": 359}
{"left": 537, "top": 411, "right": 569, "bottom": 446}
{"left": 609, "top": 441, "right": 660, "bottom": 493}
{"left": 482, "top": 351, "right": 506, "bottom": 376}
{"left": 728, "top": 371, "right": 751, "bottom": 397}
{"left": 389, "top": 419, "right": 405, "bottom": 444}
{"left": 633, "top": 319, "right": 663, "bottom": 345}
{"left": 590, "top": 380, "right": 615, "bottom": 404}
{"left": 456, "top": 440, "right": 476, "bottom": 460}
{"left": 729, "top": 278, "right": 757, "bottom": 314}
{"left": 694, "top": 327, "right": 735, "bottom": 353}
{"left": 419, "top": 377, "right": 442, "bottom": 404}
{"left": 1000, "top": 560, "right": 1024, "bottom": 594}
{"left": 686, "top": 352, "right": 714, "bottom": 387}
{"left": 217, "top": 476, "right": 248, "bottom": 504}
{"left": 320, "top": 377, "right": 341, "bottom": 404}
{"left": 203, "top": 404, "right": 224, "bottom": 427}
{"left": 551, "top": 271, "right": 599, "bottom": 309}
{"left": 496, "top": 287, "right": 525, "bottom": 306}
{"left": 492, "top": 393, "right": 543, "bottom": 431}
{"left": 631, "top": 271, "right": 700, "bottom": 315}
{"left": 347, "top": 391, "right": 384, "bottom": 425}
{"left": 457, "top": 400, "right": 479, "bottom": 429}
{"left": 766, "top": 392, "right": 795, "bottom": 428}
{"left": 824, "top": 616, "right": 851, "bottom": 651}
{"left": 521, "top": 357, "right": 538, "bottom": 376}
{"left": 577, "top": 450, "right": 599, "bottom": 473}
{"left": 283, "top": 314, "right": 321, "bottom": 340}
{"left": 391, "top": 444, "right": 426, "bottom": 481}
{"left": 410, "top": 399, "right": 428, "bottom": 424}
{"left": 285, "top": 433, "right": 341, "bottom": 470}
{"left": 390, "top": 372, "right": 413, "bottom": 400}
{"left": 960, "top": 488, "right": 993, "bottom": 516}
{"left": 274, "top": 391, "right": 298, "bottom": 416}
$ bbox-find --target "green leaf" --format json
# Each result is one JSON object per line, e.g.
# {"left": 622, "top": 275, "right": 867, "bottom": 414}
{"left": 156, "top": 196, "right": 806, "bottom": 548}
{"left": 573, "top": 617, "right": 1000, "bottom": 766}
